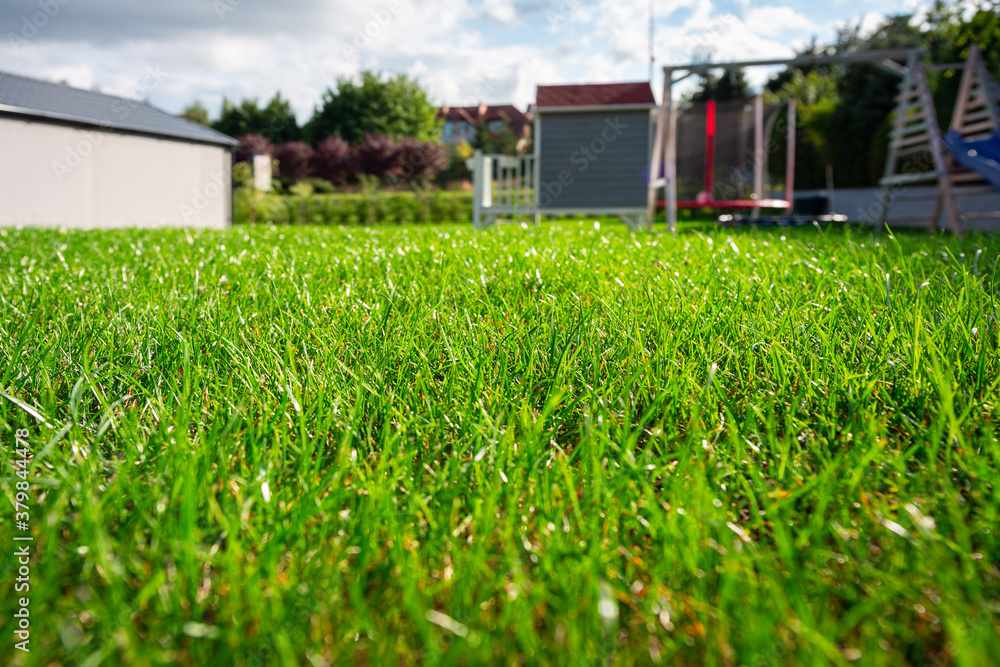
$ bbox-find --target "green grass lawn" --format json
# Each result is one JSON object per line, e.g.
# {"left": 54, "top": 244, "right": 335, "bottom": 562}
{"left": 2, "top": 221, "right": 999, "bottom": 665}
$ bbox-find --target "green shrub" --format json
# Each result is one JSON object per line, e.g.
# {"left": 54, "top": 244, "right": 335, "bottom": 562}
{"left": 303, "top": 178, "right": 337, "bottom": 194}
{"left": 232, "top": 191, "right": 475, "bottom": 226}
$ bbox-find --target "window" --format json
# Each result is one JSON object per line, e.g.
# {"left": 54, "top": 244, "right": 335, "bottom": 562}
{"left": 444, "top": 121, "right": 453, "bottom": 135}
{"left": 488, "top": 119, "right": 504, "bottom": 133}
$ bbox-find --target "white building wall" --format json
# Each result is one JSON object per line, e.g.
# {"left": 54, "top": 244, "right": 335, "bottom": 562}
{"left": 0, "top": 116, "right": 231, "bottom": 229}
{"left": 786, "top": 187, "right": 1000, "bottom": 232}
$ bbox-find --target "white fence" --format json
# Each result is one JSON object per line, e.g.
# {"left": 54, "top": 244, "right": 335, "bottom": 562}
{"left": 467, "top": 149, "right": 650, "bottom": 230}
{"left": 467, "top": 150, "right": 539, "bottom": 228}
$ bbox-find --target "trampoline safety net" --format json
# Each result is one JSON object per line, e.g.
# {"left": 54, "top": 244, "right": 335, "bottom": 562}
{"left": 675, "top": 99, "right": 783, "bottom": 203}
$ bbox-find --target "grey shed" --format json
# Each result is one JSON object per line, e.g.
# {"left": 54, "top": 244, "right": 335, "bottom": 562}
{"left": 534, "top": 81, "right": 656, "bottom": 227}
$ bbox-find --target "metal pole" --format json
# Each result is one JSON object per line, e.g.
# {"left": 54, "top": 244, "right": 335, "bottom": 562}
{"left": 785, "top": 100, "right": 796, "bottom": 210}
{"left": 471, "top": 150, "right": 483, "bottom": 227}
{"left": 646, "top": 69, "right": 671, "bottom": 230}
{"left": 663, "top": 48, "right": 918, "bottom": 76}
{"left": 753, "top": 94, "right": 763, "bottom": 218}
{"left": 648, "top": 0, "right": 654, "bottom": 84}
{"left": 666, "top": 77, "right": 677, "bottom": 233}
{"left": 704, "top": 100, "right": 716, "bottom": 200}
{"left": 533, "top": 114, "right": 542, "bottom": 226}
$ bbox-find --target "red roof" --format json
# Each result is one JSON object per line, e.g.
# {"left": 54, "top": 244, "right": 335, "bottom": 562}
{"left": 536, "top": 82, "right": 656, "bottom": 109}
{"left": 437, "top": 104, "right": 531, "bottom": 125}
{"left": 436, "top": 104, "right": 533, "bottom": 135}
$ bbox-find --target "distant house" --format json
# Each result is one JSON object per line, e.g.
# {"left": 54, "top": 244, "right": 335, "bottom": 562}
{"left": 0, "top": 71, "right": 237, "bottom": 229}
{"left": 438, "top": 103, "right": 532, "bottom": 153}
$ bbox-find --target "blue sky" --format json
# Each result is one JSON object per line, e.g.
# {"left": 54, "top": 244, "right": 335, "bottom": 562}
{"left": 2, "top": 0, "right": 928, "bottom": 122}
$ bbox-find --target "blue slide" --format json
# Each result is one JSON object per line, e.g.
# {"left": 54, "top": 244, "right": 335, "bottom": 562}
{"left": 944, "top": 129, "right": 1000, "bottom": 191}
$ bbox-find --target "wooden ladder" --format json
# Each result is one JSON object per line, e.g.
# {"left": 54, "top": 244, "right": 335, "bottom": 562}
{"left": 877, "top": 53, "right": 962, "bottom": 233}
{"left": 951, "top": 44, "right": 1000, "bottom": 140}
{"left": 942, "top": 44, "right": 1000, "bottom": 228}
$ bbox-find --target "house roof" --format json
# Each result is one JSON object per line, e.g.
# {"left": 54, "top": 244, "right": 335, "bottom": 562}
{"left": 0, "top": 70, "right": 237, "bottom": 147}
{"left": 536, "top": 82, "right": 656, "bottom": 109}
{"left": 438, "top": 104, "right": 532, "bottom": 128}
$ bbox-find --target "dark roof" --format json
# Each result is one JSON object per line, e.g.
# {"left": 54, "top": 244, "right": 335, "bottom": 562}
{"left": 536, "top": 82, "right": 656, "bottom": 109}
{"left": 0, "top": 70, "right": 237, "bottom": 147}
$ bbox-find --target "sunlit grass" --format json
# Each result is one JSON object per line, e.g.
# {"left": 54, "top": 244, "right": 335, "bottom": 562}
{"left": 1, "top": 221, "right": 999, "bottom": 665}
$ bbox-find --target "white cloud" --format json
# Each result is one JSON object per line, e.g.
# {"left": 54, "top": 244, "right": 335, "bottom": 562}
{"left": 744, "top": 6, "right": 818, "bottom": 35}
{"left": 856, "top": 10, "right": 885, "bottom": 37}
{"left": 0, "top": 0, "right": 916, "bottom": 122}
{"left": 36, "top": 64, "right": 96, "bottom": 91}
{"left": 483, "top": 0, "right": 517, "bottom": 23}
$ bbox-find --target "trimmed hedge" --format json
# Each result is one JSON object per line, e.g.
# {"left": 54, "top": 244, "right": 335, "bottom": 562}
{"left": 234, "top": 190, "right": 472, "bottom": 226}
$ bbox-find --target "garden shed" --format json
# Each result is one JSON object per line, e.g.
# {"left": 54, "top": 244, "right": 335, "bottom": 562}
{"left": 534, "top": 81, "right": 657, "bottom": 226}
{"left": 0, "top": 71, "right": 237, "bottom": 229}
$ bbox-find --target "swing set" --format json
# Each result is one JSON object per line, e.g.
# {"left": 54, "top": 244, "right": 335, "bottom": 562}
{"left": 648, "top": 46, "right": 1000, "bottom": 233}
{"left": 465, "top": 48, "right": 1000, "bottom": 233}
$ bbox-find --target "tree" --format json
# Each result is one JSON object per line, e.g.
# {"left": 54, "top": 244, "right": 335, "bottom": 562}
{"left": 212, "top": 93, "right": 300, "bottom": 143}
{"left": 273, "top": 141, "right": 315, "bottom": 180}
{"left": 397, "top": 139, "right": 449, "bottom": 222}
{"left": 692, "top": 68, "right": 751, "bottom": 102}
{"left": 439, "top": 141, "right": 474, "bottom": 184}
{"left": 397, "top": 139, "right": 449, "bottom": 184}
{"left": 473, "top": 121, "right": 519, "bottom": 155}
{"left": 825, "top": 14, "right": 925, "bottom": 187}
{"left": 925, "top": 0, "right": 1000, "bottom": 128}
{"left": 758, "top": 2, "right": 1000, "bottom": 190}
{"left": 311, "top": 135, "right": 353, "bottom": 184}
{"left": 355, "top": 134, "right": 402, "bottom": 180}
{"left": 305, "top": 71, "right": 441, "bottom": 145}
{"left": 765, "top": 40, "right": 833, "bottom": 95}
{"left": 766, "top": 70, "right": 841, "bottom": 190}
{"left": 214, "top": 99, "right": 260, "bottom": 139}
{"left": 181, "top": 100, "right": 210, "bottom": 126}
{"left": 234, "top": 134, "right": 275, "bottom": 164}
